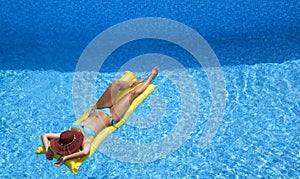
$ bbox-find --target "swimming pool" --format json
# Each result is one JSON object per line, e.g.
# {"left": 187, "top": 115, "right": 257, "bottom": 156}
{"left": 1, "top": 0, "right": 299, "bottom": 178}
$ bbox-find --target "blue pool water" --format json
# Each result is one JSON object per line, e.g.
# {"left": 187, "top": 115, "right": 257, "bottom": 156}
{"left": 1, "top": 60, "right": 299, "bottom": 178}
{"left": 1, "top": 0, "right": 300, "bottom": 178}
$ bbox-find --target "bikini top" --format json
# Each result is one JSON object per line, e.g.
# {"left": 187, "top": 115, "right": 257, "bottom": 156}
{"left": 71, "top": 123, "right": 96, "bottom": 138}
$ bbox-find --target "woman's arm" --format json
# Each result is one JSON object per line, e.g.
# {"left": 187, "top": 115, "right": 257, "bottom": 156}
{"left": 54, "top": 136, "right": 93, "bottom": 166}
{"left": 41, "top": 133, "right": 60, "bottom": 160}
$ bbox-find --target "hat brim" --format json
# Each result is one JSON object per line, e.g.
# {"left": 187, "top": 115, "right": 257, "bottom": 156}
{"left": 50, "top": 131, "right": 83, "bottom": 156}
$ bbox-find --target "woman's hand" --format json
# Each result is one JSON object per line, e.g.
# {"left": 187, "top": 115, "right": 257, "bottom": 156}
{"left": 41, "top": 133, "right": 60, "bottom": 160}
{"left": 46, "top": 147, "right": 54, "bottom": 160}
{"left": 54, "top": 156, "right": 65, "bottom": 167}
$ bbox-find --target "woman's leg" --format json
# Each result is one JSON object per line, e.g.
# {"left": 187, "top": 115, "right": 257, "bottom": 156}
{"left": 94, "top": 78, "right": 144, "bottom": 108}
{"left": 111, "top": 67, "right": 159, "bottom": 121}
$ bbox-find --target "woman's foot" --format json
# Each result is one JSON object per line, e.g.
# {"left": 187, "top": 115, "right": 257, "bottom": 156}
{"left": 149, "top": 67, "right": 159, "bottom": 81}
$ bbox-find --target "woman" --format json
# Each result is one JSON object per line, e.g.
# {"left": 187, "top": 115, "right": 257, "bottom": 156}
{"left": 41, "top": 67, "right": 159, "bottom": 166}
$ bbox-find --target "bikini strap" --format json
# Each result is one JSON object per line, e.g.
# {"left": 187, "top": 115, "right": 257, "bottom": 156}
{"left": 111, "top": 118, "right": 118, "bottom": 129}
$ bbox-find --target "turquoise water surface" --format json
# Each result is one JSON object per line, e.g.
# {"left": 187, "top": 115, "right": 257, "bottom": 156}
{"left": 1, "top": 58, "right": 299, "bottom": 178}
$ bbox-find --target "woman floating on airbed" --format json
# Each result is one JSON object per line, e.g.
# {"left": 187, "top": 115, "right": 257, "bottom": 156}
{"left": 41, "top": 67, "right": 159, "bottom": 166}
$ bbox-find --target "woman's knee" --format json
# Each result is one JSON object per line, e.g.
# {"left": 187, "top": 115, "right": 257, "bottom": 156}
{"left": 111, "top": 80, "right": 119, "bottom": 86}
{"left": 111, "top": 80, "right": 121, "bottom": 89}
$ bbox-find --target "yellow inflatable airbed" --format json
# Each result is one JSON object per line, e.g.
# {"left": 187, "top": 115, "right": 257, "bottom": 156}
{"left": 36, "top": 71, "right": 156, "bottom": 174}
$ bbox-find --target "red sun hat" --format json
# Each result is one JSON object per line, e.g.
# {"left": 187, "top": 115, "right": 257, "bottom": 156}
{"left": 50, "top": 130, "right": 84, "bottom": 156}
